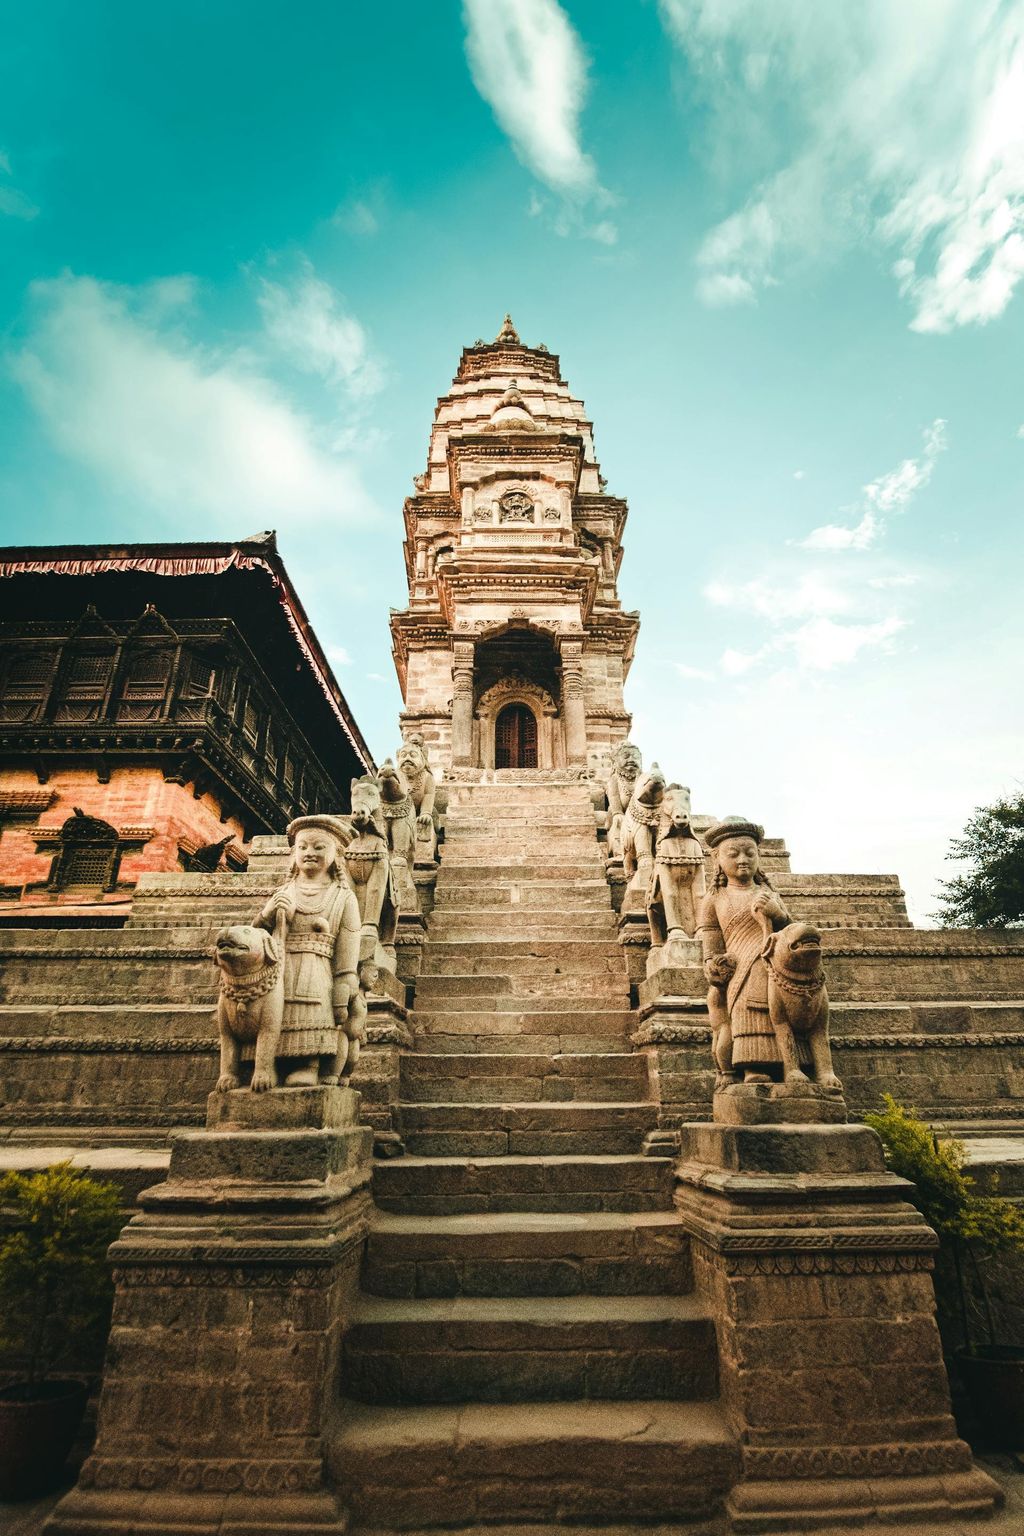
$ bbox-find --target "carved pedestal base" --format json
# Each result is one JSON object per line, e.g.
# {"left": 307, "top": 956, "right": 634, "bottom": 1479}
{"left": 45, "top": 1087, "right": 373, "bottom": 1536}
{"left": 674, "top": 1121, "right": 1003, "bottom": 1530}
{"left": 631, "top": 966, "right": 714, "bottom": 1127}
{"left": 395, "top": 909, "right": 427, "bottom": 985}
{"left": 351, "top": 970, "right": 412, "bottom": 1155}
{"left": 713, "top": 1079, "right": 848, "bottom": 1126}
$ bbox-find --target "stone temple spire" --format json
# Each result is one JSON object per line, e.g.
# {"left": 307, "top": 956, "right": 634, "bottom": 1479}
{"left": 390, "top": 326, "right": 640, "bottom": 770}
{"left": 495, "top": 313, "right": 520, "bottom": 345}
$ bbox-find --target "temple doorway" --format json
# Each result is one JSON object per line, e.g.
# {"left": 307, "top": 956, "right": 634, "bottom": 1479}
{"left": 494, "top": 702, "right": 538, "bottom": 769}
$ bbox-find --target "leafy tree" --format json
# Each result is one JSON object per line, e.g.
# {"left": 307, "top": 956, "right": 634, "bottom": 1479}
{"left": 0, "top": 1163, "right": 122, "bottom": 1394}
{"left": 933, "top": 790, "right": 1024, "bottom": 928}
{"left": 865, "top": 1096, "right": 1024, "bottom": 1351}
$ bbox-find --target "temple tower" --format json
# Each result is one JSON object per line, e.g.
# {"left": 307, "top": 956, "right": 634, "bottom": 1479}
{"left": 390, "top": 316, "right": 639, "bottom": 769}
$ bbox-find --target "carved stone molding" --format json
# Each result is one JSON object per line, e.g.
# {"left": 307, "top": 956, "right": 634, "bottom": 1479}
{"left": 80, "top": 1455, "right": 323, "bottom": 1494}
{"left": 742, "top": 1441, "right": 970, "bottom": 1481}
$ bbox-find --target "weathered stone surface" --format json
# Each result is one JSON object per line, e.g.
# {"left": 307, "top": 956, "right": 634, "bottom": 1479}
{"left": 206, "top": 1083, "right": 360, "bottom": 1131}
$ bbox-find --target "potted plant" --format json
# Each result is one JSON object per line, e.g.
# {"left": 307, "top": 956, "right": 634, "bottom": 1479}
{"left": 865, "top": 1095, "right": 1024, "bottom": 1449}
{"left": 0, "top": 1162, "right": 122, "bottom": 1499}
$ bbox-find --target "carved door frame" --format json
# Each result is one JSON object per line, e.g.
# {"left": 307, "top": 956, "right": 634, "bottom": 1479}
{"left": 474, "top": 679, "right": 561, "bottom": 770}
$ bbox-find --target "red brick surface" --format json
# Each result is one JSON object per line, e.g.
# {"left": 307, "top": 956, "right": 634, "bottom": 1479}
{"left": 0, "top": 766, "right": 248, "bottom": 902}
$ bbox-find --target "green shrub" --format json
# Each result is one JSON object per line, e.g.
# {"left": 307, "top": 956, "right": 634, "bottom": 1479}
{"left": 0, "top": 1163, "right": 123, "bottom": 1393}
{"left": 865, "top": 1096, "right": 1024, "bottom": 1350}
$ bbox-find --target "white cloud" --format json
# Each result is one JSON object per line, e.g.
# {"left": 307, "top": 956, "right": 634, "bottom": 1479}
{"left": 793, "top": 469, "right": 805, "bottom": 480}
{"left": 721, "top": 645, "right": 770, "bottom": 676}
{"left": 327, "top": 645, "right": 353, "bottom": 666}
{"left": 800, "top": 419, "right": 946, "bottom": 551}
{"left": 463, "top": 0, "right": 611, "bottom": 231}
{"left": 706, "top": 572, "right": 849, "bottom": 622}
{"left": 788, "top": 614, "right": 905, "bottom": 670}
{"left": 0, "top": 149, "right": 38, "bottom": 220}
{"left": 257, "top": 266, "right": 384, "bottom": 400}
{"left": 673, "top": 662, "right": 714, "bottom": 681}
{"left": 10, "top": 274, "right": 377, "bottom": 527}
{"left": 663, "top": 0, "right": 1024, "bottom": 330}
{"left": 868, "top": 573, "right": 922, "bottom": 590}
{"left": 333, "top": 199, "right": 379, "bottom": 237}
{"left": 695, "top": 271, "right": 756, "bottom": 307}
{"left": 718, "top": 615, "right": 905, "bottom": 675}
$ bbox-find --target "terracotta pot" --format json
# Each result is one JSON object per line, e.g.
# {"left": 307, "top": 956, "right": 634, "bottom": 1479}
{"left": 957, "top": 1346, "right": 1024, "bottom": 1450}
{"left": 0, "top": 1380, "right": 87, "bottom": 1499}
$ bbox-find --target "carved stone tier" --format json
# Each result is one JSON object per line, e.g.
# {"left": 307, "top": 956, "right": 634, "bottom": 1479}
{"left": 46, "top": 1086, "right": 372, "bottom": 1536}
{"left": 356, "top": 969, "right": 413, "bottom": 1156}
{"left": 712, "top": 1079, "right": 848, "bottom": 1126}
{"left": 673, "top": 1122, "right": 1003, "bottom": 1529}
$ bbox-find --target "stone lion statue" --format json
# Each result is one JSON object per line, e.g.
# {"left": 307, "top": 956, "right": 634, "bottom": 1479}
{"left": 761, "top": 920, "right": 842, "bottom": 1094}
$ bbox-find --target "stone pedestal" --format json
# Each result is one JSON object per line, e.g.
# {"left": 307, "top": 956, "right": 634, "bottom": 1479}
{"left": 673, "top": 1120, "right": 1003, "bottom": 1529}
{"left": 352, "top": 967, "right": 413, "bottom": 1155}
{"left": 45, "top": 1086, "right": 374, "bottom": 1536}
{"left": 631, "top": 960, "right": 715, "bottom": 1128}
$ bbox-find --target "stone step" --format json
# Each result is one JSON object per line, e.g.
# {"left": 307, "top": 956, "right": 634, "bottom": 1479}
{"left": 441, "top": 833, "right": 601, "bottom": 853}
{"left": 830, "top": 998, "right": 1024, "bottom": 1033}
{"left": 401, "top": 1053, "right": 649, "bottom": 1105}
{"left": 401, "top": 1102, "right": 658, "bottom": 1157}
{"left": 426, "top": 912, "right": 618, "bottom": 938}
{"left": 328, "top": 1398, "right": 738, "bottom": 1528}
{"left": 413, "top": 975, "right": 627, "bottom": 1007}
{"left": 420, "top": 937, "right": 625, "bottom": 957}
{"left": 436, "top": 860, "right": 608, "bottom": 877}
{"left": 372, "top": 1154, "right": 673, "bottom": 1215}
{"left": 340, "top": 1293, "right": 718, "bottom": 1404}
{"left": 413, "top": 1032, "right": 632, "bottom": 1056}
{"left": 419, "top": 946, "right": 626, "bottom": 978}
{"left": 432, "top": 883, "right": 612, "bottom": 910}
{"left": 362, "top": 1210, "right": 694, "bottom": 1298}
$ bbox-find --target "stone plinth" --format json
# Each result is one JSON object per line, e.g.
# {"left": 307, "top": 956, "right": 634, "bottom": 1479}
{"left": 206, "top": 1083, "right": 361, "bottom": 1131}
{"left": 673, "top": 1120, "right": 1003, "bottom": 1529}
{"left": 351, "top": 967, "right": 413, "bottom": 1154}
{"left": 45, "top": 1085, "right": 373, "bottom": 1536}
{"left": 712, "top": 1080, "right": 848, "bottom": 1126}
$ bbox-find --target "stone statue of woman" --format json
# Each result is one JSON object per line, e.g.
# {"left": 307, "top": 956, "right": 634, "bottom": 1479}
{"left": 699, "top": 817, "right": 791, "bottom": 1086}
{"left": 255, "top": 815, "right": 364, "bottom": 1087}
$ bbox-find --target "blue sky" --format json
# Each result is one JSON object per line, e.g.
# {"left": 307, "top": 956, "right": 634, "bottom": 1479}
{"left": 1, "top": 0, "right": 1022, "bottom": 921}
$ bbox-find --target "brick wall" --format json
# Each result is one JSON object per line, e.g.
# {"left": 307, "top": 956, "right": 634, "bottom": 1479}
{"left": 0, "top": 765, "right": 248, "bottom": 902}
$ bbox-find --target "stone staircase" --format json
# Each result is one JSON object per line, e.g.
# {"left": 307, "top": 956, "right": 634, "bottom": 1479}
{"left": 328, "top": 780, "right": 738, "bottom": 1529}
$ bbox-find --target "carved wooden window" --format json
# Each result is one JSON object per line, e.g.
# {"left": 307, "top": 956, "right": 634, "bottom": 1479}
{"left": 242, "top": 694, "right": 260, "bottom": 745}
{"left": 495, "top": 703, "right": 538, "bottom": 769}
{"left": 57, "top": 650, "right": 115, "bottom": 721}
{"left": 0, "top": 650, "right": 56, "bottom": 722}
{"left": 117, "top": 647, "right": 173, "bottom": 720}
{"left": 178, "top": 650, "right": 217, "bottom": 721}
{"left": 48, "top": 812, "right": 120, "bottom": 892}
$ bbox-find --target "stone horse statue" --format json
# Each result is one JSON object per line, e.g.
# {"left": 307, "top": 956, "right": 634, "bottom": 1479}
{"left": 646, "top": 783, "right": 706, "bottom": 961}
{"left": 378, "top": 758, "right": 419, "bottom": 914}
{"left": 344, "top": 773, "right": 398, "bottom": 981}
{"left": 621, "top": 763, "right": 666, "bottom": 898}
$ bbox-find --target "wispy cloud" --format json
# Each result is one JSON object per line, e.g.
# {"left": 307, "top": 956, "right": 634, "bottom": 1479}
{"left": 702, "top": 428, "right": 942, "bottom": 675}
{"left": 662, "top": 0, "right": 1024, "bottom": 331}
{"left": 706, "top": 572, "right": 849, "bottom": 622}
{"left": 333, "top": 198, "right": 380, "bottom": 237}
{"left": 10, "top": 274, "right": 378, "bottom": 527}
{"left": 673, "top": 661, "right": 714, "bottom": 681}
{"left": 0, "top": 149, "right": 38, "bottom": 221}
{"left": 463, "top": 0, "right": 613, "bottom": 238}
{"left": 257, "top": 264, "right": 384, "bottom": 401}
{"left": 800, "top": 419, "right": 946, "bottom": 551}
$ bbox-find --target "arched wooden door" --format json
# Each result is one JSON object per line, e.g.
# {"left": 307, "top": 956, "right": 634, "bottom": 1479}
{"left": 494, "top": 703, "right": 538, "bottom": 769}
